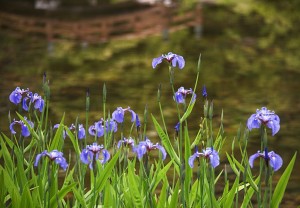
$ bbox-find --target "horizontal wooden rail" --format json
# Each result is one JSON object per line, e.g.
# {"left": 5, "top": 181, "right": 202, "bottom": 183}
{"left": 0, "top": 3, "right": 202, "bottom": 43}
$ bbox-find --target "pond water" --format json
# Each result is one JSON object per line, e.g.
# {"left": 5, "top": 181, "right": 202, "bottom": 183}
{"left": 0, "top": 6, "right": 300, "bottom": 206}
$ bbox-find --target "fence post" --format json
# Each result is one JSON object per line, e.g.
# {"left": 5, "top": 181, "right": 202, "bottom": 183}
{"left": 194, "top": 2, "right": 203, "bottom": 39}
{"left": 160, "top": 3, "right": 171, "bottom": 41}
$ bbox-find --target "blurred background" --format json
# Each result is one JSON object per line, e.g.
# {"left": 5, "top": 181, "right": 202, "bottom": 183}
{"left": 0, "top": 0, "right": 299, "bottom": 206}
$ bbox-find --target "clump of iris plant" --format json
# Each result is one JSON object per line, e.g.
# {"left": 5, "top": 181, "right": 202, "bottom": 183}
{"left": 54, "top": 123, "right": 86, "bottom": 140}
{"left": 152, "top": 52, "right": 185, "bottom": 69}
{"left": 9, "top": 87, "right": 44, "bottom": 112}
{"left": 80, "top": 143, "right": 110, "bottom": 169}
{"left": 9, "top": 117, "right": 34, "bottom": 137}
{"left": 133, "top": 138, "right": 167, "bottom": 160}
{"left": 247, "top": 107, "right": 280, "bottom": 136}
{"left": 174, "top": 86, "right": 196, "bottom": 104}
{"left": 189, "top": 147, "right": 220, "bottom": 168}
{"left": 34, "top": 150, "right": 68, "bottom": 171}
{"left": 117, "top": 137, "right": 135, "bottom": 149}
{"left": 249, "top": 148, "right": 283, "bottom": 171}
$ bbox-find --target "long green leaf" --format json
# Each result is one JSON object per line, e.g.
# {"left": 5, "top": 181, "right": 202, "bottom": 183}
{"left": 20, "top": 184, "right": 34, "bottom": 208}
{"left": 271, "top": 152, "right": 297, "bottom": 207}
{"left": 169, "top": 180, "right": 180, "bottom": 208}
{"left": 151, "top": 114, "right": 180, "bottom": 165}
{"left": 180, "top": 100, "right": 196, "bottom": 123}
{"left": 50, "top": 114, "right": 65, "bottom": 150}
{"left": 50, "top": 182, "right": 77, "bottom": 207}
{"left": 95, "top": 151, "right": 120, "bottom": 192}
{"left": 157, "top": 179, "right": 168, "bottom": 208}
{"left": 184, "top": 126, "right": 192, "bottom": 207}
{"left": 241, "top": 176, "right": 260, "bottom": 208}
{"left": 127, "top": 161, "right": 143, "bottom": 208}
{"left": 224, "top": 177, "right": 239, "bottom": 207}
{"left": 151, "top": 160, "right": 173, "bottom": 192}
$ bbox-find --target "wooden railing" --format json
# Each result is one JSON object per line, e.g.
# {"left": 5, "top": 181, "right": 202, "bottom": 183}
{"left": 0, "top": 3, "right": 202, "bottom": 43}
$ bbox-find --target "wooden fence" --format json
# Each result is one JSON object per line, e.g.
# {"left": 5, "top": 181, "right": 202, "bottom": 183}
{"left": 0, "top": 3, "right": 202, "bottom": 43}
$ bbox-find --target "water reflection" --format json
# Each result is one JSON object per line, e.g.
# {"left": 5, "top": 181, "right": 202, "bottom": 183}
{"left": 1, "top": 36, "right": 300, "bottom": 207}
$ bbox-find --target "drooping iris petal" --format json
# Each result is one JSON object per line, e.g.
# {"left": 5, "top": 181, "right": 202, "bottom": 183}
{"left": 34, "top": 150, "right": 47, "bottom": 167}
{"left": 77, "top": 124, "right": 86, "bottom": 139}
{"left": 175, "top": 92, "right": 185, "bottom": 103}
{"left": 171, "top": 54, "right": 185, "bottom": 69}
{"left": 80, "top": 149, "right": 91, "bottom": 164}
{"left": 188, "top": 153, "right": 198, "bottom": 168}
{"left": 101, "top": 149, "right": 110, "bottom": 164}
{"left": 112, "top": 107, "right": 125, "bottom": 123}
{"left": 152, "top": 56, "right": 164, "bottom": 68}
{"left": 247, "top": 114, "right": 261, "bottom": 131}
{"left": 156, "top": 144, "right": 167, "bottom": 160}
{"left": 9, "top": 87, "right": 27, "bottom": 104}
{"left": 249, "top": 152, "right": 260, "bottom": 168}
{"left": 268, "top": 151, "right": 283, "bottom": 171}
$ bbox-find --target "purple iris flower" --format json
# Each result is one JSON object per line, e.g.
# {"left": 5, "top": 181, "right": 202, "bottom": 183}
{"left": 112, "top": 107, "right": 137, "bottom": 124}
{"left": 132, "top": 138, "right": 167, "bottom": 160}
{"left": 152, "top": 52, "right": 185, "bottom": 69}
{"left": 174, "top": 87, "right": 196, "bottom": 104}
{"left": 22, "top": 92, "right": 44, "bottom": 112}
{"left": 247, "top": 107, "right": 280, "bottom": 136}
{"left": 117, "top": 137, "right": 135, "bottom": 149}
{"left": 249, "top": 148, "right": 283, "bottom": 171}
{"left": 9, "top": 87, "right": 29, "bottom": 105}
{"left": 89, "top": 120, "right": 104, "bottom": 138}
{"left": 105, "top": 118, "right": 118, "bottom": 133}
{"left": 189, "top": 147, "right": 220, "bottom": 168}
{"left": 80, "top": 143, "right": 110, "bottom": 169}
{"left": 34, "top": 150, "right": 68, "bottom": 171}
{"left": 69, "top": 124, "right": 86, "bottom": 139}
{"left": 9, "top": 117, "right": 34, "bottom": 137}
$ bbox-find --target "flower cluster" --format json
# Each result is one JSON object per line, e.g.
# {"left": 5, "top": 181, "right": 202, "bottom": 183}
{"left": 9, "top": 87, "right": 44, "bottom": 112}
{"left": 247, "top": 107, "right": 283, "bottom": 171}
